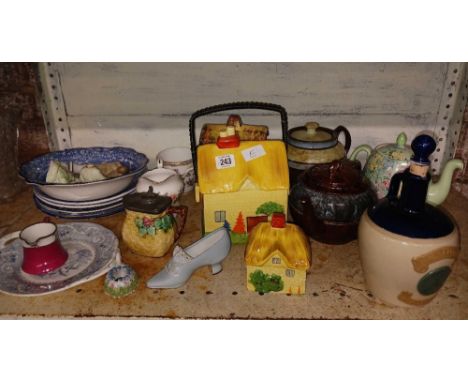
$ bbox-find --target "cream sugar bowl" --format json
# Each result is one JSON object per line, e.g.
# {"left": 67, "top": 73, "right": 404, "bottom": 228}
{"left": 156, "top": 147, "right": 195, "bottom": 193}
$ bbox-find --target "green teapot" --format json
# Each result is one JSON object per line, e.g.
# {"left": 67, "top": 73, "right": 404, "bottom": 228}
{"left": 350, "top": 132, "right": 463, "bottom": 205}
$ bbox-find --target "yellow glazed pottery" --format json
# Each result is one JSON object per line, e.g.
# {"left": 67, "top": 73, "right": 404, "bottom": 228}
{"left": 245, "top": 213, "right": 311, "bottom": 295}
{"left": 195, "top": 140, "right": 289, "bottom": 244}
{"left": 122, "top": 188, "right": 175, "bottom": 257}
{"left": 190, "top": 101, "right": 290, "bottom": 245}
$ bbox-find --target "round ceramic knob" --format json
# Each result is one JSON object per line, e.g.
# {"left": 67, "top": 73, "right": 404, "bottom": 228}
{"left": 411, "top": 134, "right": 436, "bottom": 165}
{"left": 305, "top": 122, "right": 319, "bottom": 136}
{"left": 396, "top": 132, "right": 407, "bottom": 148}
{"left": 226, "top": 126, "right": 236, "bottom": 136}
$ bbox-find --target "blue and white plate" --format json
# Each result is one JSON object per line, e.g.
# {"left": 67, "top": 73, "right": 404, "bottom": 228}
{"left": 34, "top": 196, "right": 125, "bottom": 219}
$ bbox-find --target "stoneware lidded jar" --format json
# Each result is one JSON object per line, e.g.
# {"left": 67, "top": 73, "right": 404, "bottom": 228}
{"left": 287, "top": 122, "right": 352, "bottom": 184}
{"left": 350, "top": 132, "right": 413, "bottom": 199}
{"left": 358, "top": 135, "right": 461, "bottom": 307}
{"left": 289, "top": 159, "right": 375, "bottom": 244}
{"left": 122, "top": 187, "right": 176, "bottom": 258}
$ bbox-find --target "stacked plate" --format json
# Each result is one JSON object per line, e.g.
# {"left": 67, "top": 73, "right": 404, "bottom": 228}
{"left": 33, "top": 184, "right": 135, "bottom": 219}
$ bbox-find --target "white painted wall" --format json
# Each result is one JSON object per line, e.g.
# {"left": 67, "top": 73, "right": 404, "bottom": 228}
{"left": 41, "top": 63, "right": 461, "bottom": 169}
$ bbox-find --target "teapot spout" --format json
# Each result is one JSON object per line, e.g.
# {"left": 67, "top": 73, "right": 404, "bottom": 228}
{"left": 427, "top": 159, "right": 464, "bottom": 205}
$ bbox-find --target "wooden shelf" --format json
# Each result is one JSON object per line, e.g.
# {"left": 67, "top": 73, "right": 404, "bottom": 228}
{"left": 0, "top": 189, "right": 467, "bottom": 319}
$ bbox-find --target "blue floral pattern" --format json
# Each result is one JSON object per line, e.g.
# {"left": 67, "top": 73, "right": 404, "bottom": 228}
{"left": 19, "top": 146, "right": 148, "bottom": 185}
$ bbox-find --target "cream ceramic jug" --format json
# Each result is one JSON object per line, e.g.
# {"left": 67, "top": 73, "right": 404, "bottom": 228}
{"left": 136, "top": 160, "right": 184, "bottom": 202}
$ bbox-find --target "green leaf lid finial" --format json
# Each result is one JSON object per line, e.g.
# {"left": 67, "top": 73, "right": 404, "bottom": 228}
{"left": 396, "top": 132, "right": 407, "bottom": 148}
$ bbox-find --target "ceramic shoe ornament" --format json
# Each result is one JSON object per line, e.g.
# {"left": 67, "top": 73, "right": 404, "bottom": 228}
{"left": 245, "top": 213, "right": 311, "bottom": 295}
{"left": 146, "top": 227, "right": 231, "bottom": 289}
{"left": 358, "top": 134, "right": 463, "bottom": 307}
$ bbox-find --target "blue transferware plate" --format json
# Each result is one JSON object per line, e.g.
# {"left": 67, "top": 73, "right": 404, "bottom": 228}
{"left": 34, "top": 196, "right": 125, "bottom": 219}
{"left": 0, "top": 223, "right": 119, "bottom": 296}
{"left": 34, "top": 195, "right": 122, "bottom": 212}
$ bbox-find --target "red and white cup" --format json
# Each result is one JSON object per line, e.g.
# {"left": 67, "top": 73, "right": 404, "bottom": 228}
{"left": 18, "top": 222, "right": 68, "bottom": 275}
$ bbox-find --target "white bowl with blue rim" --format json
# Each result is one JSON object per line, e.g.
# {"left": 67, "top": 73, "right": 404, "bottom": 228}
{"left": 20, "top": 147, "right": 148, "bottom": 202}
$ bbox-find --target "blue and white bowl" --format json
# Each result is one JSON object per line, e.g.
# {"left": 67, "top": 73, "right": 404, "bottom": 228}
{"left": 20, "top": 147, "right": 148, "bottom": 202}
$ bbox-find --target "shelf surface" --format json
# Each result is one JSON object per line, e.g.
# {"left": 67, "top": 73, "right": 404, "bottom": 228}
{"left": 0, "top": 188, "right": 467, "bottom": 319}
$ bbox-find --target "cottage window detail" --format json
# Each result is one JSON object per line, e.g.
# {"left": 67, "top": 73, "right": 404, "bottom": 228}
{"left": 272, "top": 257, "right": 281, "bottom": 265}
{"left": 214, "top": 210, "right": 226, "bottom": 222}
{"left": 285, "top": 269, "right": 295, "bottom": 277}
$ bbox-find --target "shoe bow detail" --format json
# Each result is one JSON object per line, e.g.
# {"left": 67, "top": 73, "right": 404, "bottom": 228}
{"left": 165, "top": 246, "right": 194, "bottom": 276}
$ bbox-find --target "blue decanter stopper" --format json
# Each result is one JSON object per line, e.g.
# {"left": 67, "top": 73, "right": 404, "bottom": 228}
{"left": 411, "top": 134, "right": 436, "bottom": 165}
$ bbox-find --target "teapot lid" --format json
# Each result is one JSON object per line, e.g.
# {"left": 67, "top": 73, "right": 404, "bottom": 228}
{"left": 288, "top": 122, "right": 337, "bottom": 149}
{"left": 375, "top": 132, "right": 413, "bottom": 159}
{"left": 301, "top": 159, "right": 368, "bottom": 193}
{"left": 123, "top": 186, "right": 172, "bottom": 214}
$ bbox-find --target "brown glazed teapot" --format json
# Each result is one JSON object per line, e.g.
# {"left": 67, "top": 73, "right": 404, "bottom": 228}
{"left": 289, "top": 159, "right": 376, "bottom": 244}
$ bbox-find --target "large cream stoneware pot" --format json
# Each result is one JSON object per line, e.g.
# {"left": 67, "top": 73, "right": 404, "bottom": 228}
{"left": 358, "top": 134, "right": 462, "bottom": 307}
{"left": 359, "top": 212, "right": 459, "bottom": 307}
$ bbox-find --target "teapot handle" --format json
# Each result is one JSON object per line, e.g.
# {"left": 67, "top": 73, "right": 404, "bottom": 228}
{"left": 386, "top": 172, "right": 405, "bottom": 202}
{"left": 334, "top": 125, "right": 352, "bottom": 154}
{"left": 168, "top": 205, "right": 188, "bottom": 242}
{"left": 349, "top": 144, "right": 372, "bottom": 161}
